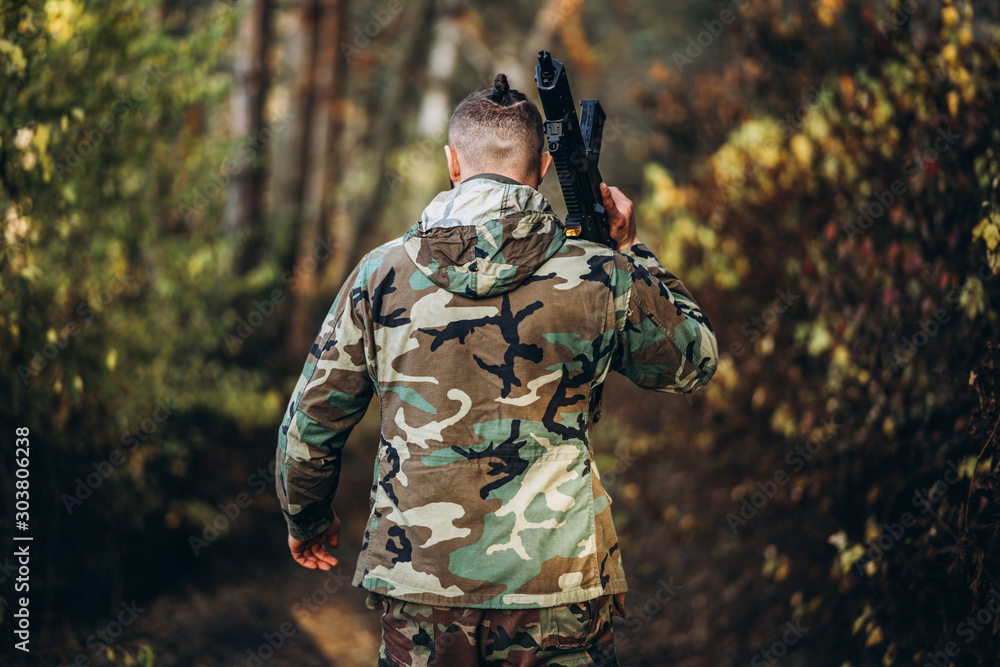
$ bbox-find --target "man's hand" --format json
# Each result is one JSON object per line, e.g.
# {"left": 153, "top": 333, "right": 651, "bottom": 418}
{"left": 601, "top": 183, "right": 639, "bottom": 253}
{"left": 288, "top": 516, "right": 341, "bottom": 570}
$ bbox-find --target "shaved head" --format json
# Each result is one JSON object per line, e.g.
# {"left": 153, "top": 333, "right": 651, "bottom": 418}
{"left": 447, "top": 75, "right": 545, "bottom": 182}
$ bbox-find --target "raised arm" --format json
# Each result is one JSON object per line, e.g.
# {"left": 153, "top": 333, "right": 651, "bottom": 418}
{"left": 603, "top": 184, "right": 719, "bottom": 393}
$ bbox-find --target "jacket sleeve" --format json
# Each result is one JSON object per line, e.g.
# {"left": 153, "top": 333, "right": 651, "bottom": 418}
{"left": 610, "top": 242, "right": 718, "bottom": 393}
{"left": 276, "top": 261, "right": 375, "bottom": 541}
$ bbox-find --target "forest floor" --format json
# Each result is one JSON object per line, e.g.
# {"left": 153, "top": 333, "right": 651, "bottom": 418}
{"left": 20, "top": 375, "right": 821, "bottom": 667}
{"left": 116, "top": 559, "right": 382, "bottom": 667}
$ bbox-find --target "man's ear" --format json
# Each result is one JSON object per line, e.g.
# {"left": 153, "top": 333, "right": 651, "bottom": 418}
{"left": 539, "top": 151, "right": 553, "bottom": 183}
{"left": 444, "top": 145, "right": 461, "bottom": 186}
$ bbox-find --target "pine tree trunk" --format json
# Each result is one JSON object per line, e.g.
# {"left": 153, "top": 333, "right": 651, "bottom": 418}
{"left": 320, "top": 0, "right": 433, "bottom": 296}
{"left": 224, "top": 0, "right": 273, "bottom": 272}
{"left": 284, "top": 0, "right": 346, "bottom": 363}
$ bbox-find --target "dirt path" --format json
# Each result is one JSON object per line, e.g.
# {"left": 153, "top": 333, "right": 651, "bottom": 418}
{"left": 123, "top": 562, "right": 382, "bottom": 666}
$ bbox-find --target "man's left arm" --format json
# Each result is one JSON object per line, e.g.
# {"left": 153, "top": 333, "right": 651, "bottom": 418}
{"left": 276, "top": 262, "right": 374, "bottom": 569}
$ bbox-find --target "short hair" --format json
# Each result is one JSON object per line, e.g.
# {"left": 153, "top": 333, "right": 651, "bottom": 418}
{"left": 447, "top": 74, "right": 545, "bottom": 178}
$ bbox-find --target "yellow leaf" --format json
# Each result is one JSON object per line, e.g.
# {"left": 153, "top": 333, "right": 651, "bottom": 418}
{"left": 883, "top": 642, "right": 898, "bottom": 666}
{"left": 808, "top": 325, "right": 832, "bottom": 356}
{"left": 947, "top": 90, "right": 960, "bottom": 117}
{"left": 0, "top": 39, "right": 27, "bottom": 73}
{"left": 866, "top": 625, "right": 884, "bottom": 647}
{"left": 827, "top": 531, "right": 848, "bottom": 550}
{"left": 853, "top": 606, "right": 873, "bottom": 635}
{"left": 840, "top": 544, "right": 865, "bottom": 573}
{"left": 972, "top": 218, "right": 989, "bottom": 239}
{"left": 983, "top": 223, "right": 999, "bottom": 251}
{"left": 942, "top": 44, "right": 958, "bottom": 66}
{"left": 791, "top": 134, "right": 814, "bottom": 167}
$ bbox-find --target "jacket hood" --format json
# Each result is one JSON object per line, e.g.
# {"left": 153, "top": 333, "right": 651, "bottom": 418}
{"left": 403, "top": 174, "right": 567, "bottom": 298}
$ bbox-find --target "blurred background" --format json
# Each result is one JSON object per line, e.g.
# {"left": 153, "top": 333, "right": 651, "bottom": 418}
{"left": 2, "top": 0, "right": 999, "bottom": 665}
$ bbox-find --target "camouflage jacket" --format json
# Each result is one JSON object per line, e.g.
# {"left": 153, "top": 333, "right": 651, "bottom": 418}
{"left": 277, "top": 174, "right": 718, "bottom": 609}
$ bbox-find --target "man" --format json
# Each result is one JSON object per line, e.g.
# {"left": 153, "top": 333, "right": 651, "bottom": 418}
{"left": 277, "top": 75, "right": 718, "bottom": 666}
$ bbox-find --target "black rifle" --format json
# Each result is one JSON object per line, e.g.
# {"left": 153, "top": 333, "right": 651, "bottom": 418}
{"left": 534, "top": 50, "right": 613, "bottom": 247}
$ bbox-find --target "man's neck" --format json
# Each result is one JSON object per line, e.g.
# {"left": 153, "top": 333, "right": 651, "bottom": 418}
{"left": 460, "top": 173, "right": 527, "bottom": 187}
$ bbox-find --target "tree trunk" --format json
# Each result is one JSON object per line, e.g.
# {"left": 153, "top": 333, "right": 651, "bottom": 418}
{"left": 417, "top": 0, "right": 467, "bottom": 138}
{"left": 270, "top": 0, "right": 318, "bottom": 262}
{"left": 284, "top": 0, "right": 346, "bottom": 363}
{"left": 224, "top": 0, "right": 273, "bottom": 272}
{"left": 320, "top": 0, "right": 433, "bottom": 296}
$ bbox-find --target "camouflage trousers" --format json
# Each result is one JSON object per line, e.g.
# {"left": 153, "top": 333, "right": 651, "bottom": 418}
{"left": 366, "top": 592, "right": 621, "bottom": 666}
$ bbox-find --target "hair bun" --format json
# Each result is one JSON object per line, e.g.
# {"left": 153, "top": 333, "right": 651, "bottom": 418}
{"left": 491, "top": 73, "right": 510, "bottom": 104}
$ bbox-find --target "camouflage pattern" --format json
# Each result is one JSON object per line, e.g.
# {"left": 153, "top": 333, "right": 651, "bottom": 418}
{"left": 367, "top": 590, "right": 620, "bottom": 666}
{"left": 277, "top": 173, "right": 718, "bottom": 610}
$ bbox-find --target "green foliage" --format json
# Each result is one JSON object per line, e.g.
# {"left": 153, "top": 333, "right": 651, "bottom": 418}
{"left": 631, "top": 0, "right": 1000, "bottom": 662}
{"left": 1, "top": 0, "right": 283, "bottom": 615}
{"left": 2, "top": 0, "right": 998, "bottom": 661}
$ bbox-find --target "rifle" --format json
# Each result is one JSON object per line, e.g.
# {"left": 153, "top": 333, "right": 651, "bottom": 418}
{"left": 534, "top": 50, "right": 613, "bottom": 248}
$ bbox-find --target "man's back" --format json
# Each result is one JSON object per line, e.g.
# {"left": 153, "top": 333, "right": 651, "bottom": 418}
{"left": 277, "top": 74, "right": 718, "bottom": 664}
{"left": 278, "top": 174, "right": 717, "bottom": 610}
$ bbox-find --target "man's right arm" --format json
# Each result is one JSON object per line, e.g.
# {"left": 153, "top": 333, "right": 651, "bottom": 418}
{"left": 611, "top": 244, "right": 718, "bottom": 393}
{"left": 602, "top": 184, "right": 718, "bottom": 393}
{"left": 276, "top": 260, "right": 374, "bottom": 545}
